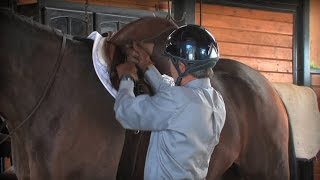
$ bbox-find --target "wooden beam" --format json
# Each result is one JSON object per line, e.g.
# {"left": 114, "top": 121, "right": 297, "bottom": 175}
{"left": 206, "top": 27, "right": 293, "bottom": 48}
{"left": 219, "top": 42, "right": 293, "bottom": 60}
{"left": 17, "top": 0, "right": 37, "bottom": 5}
{"left": 196, "top": 4, "right": 294, "bottom": 23}
{"left": 201, "top": 0, "right": 298, "bottom": 12}
{"left": 199, "top": 13, "right": 293, "bottom": 35}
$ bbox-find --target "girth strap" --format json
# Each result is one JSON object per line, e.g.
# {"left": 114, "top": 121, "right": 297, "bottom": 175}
{"left": 117, "top": 131, "right": 151, "bottom": 179}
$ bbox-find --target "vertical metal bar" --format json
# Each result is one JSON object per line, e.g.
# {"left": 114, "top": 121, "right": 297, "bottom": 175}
{"left": 38, "top": 0, "right": 42, "bottom": 23}
{"left": 295, "top": 0, "right": 310, "bottom": 86}
{"left": 172, "top": 0, "right": 196, "bottom": 26}
{"left": 85, "top": 0, "right": 89, "bottom": 35}
{"left": 302, "top": 0, "right": 310, "bottom": 86}
{"left": 0, "top": 158, "right": 4, "bottom": 173}
{"left": 293, "top": 11, "right": 298, "bottom": 85}
{"left": 10, "top": 0, "right": 17, "bottom": 12}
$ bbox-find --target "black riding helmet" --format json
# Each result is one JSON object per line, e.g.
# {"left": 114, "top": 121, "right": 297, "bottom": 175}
{"left": 164, "top": 24, "right": 219, "bottom": 85}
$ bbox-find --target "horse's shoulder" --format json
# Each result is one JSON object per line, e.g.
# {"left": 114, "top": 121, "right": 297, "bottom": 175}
{"left": 215, "top": 59, "right": 256, "bottom": 74}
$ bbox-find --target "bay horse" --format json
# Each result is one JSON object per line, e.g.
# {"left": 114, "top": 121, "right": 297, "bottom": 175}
{"left": 0, "top": 9, "right": 296, "bottom": 180}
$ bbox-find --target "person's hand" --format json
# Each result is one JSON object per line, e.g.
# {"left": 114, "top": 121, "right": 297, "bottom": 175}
{"left": 125, "top": 42, "right": 153, "bottom": 72}
{"left": 116, "top": 62, "right": 138, "bottom": 81}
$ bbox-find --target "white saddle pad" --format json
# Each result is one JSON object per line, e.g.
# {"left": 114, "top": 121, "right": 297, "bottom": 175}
{"left": 88, "top": 31, "right": 117, "bottom": 98}
{"left": 273, "top": 82, "right": 320, "bottom": 159}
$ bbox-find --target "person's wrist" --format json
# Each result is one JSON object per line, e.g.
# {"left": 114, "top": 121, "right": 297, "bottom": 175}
{"left": 141, "top": 63, "right": 154, "bottom": 73}
{"left": 121, "top": 74, "right": 135, "bottom": 82}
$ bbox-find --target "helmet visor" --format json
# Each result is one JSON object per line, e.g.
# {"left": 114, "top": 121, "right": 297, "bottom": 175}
{"left": 166, "top": 40, "right": 219, "bottom": 63}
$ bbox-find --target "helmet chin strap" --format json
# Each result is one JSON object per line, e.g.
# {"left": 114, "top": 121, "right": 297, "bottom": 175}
{"left": 172, "top": 59, "right": 217, "bottom": 86}
{"left": 172, "top": 59, "right": 185, "bottom": 86}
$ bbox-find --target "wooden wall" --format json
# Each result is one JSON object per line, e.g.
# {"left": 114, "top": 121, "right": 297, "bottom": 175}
{"left": 196, "top": 4, "right": 294, "bottom": 83}
{"left": 67, "top": 1, "right": 294, "bottom": 83}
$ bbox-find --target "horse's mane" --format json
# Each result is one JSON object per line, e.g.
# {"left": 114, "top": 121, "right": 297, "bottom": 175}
{"left": 0, "top": 8, "right": 64, "bottom": 38}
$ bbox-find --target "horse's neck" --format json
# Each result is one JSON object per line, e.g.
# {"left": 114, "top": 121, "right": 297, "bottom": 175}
{"left": 0, "top": 18, "right": 62, "bottom": 126}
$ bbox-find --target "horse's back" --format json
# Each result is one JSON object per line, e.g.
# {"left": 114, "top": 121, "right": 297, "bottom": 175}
{"left": 208, "top": 59, "right": 290, "bottom": 180}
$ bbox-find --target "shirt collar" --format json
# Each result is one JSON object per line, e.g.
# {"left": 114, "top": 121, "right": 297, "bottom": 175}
{"left": 184, "top": 78, "right": 212, "bottom": 88}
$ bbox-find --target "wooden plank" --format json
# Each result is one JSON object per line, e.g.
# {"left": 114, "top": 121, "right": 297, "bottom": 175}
{"left": 312, "top": 74, "right": 320, "bottom": 86}
{"left": 313, "top": 160, "right": 320, "bottom": 180}
{"left": 219, "top": 42, "right": 293, "bottom": 60}
{"left": 260, "top": 72, "right": 293, "bottom": 83}
{"left": 5, "top": 157, "right": 11, "bottom": 171}
{"left": 198, "top": 13, "right": 293, "bottom": 35}
{"left": 196, "top": 4, "right": 294, "bottom": 23}
{"left": 221, "top": 56, "right": 293, "bottom": 73}
{"left": 206, "top": 27, "right": 293, "bottom": 48}
{"left": 17, "top": 0, "right": 37, "bottom": 5}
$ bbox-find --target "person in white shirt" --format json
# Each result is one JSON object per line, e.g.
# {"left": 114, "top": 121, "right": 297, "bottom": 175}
{"left": 114, "top": 24, "right": 226, "bottom": 180}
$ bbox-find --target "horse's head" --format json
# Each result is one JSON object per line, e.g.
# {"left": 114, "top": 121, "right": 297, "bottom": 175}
{"left": 102, "top": 17, "right": 178, "bottom": 90}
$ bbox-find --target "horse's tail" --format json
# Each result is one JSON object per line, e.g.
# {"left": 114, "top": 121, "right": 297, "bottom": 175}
{"left": 288, "top": 120, "right": 298, "bottom": 180}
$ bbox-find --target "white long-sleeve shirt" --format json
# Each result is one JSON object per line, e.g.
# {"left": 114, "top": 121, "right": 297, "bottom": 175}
{"left": 114, "top": 65, "right": 226, "bottom": 180}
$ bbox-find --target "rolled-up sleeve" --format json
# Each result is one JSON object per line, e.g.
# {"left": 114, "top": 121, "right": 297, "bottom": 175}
{"left": 114, "top": 66, "right": 176, "bottom": 131}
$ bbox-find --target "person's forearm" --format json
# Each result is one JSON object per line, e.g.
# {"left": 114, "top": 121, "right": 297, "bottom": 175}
{"left": 114, "top": 79, "right": 141, "bottom": 130}
{"left": 114, "top": 78, "right": 173, "bottom": 131}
